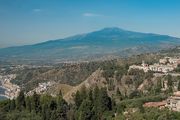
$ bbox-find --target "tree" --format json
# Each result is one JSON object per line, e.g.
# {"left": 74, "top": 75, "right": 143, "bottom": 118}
{"left": 93, "top": 86, "right": 100, "bottom": 103}
{"left": 80, "top": 85, "right": 87, "bottom": 100}
{"left": 178, "top": 82, "right": 180, "bottom": 91}
{"left": 50, "top": 111, "right": 57, "bottom": 120}
{"left": 77, "top": 99, "right": 93, "bottom": 120}
{"left": 88, "top": 89, "right": 93, "bottom": 102}
{"left": 32, "top": 92, "right": 41, "bottom": 113}
{"left": 74, "top": 91, "right": 82, "bottom": 109}
{"left": 155, "top": 79, "right": 162, "bottom": 94}
{"left": 167, "top": 75, "right": 173, "bottom": 86}
{"left": 168, "top": 86, "right": 173, "bottom": 93}
{"left": 26, "top": 96, "right": 32, "bottom": 112}
{"left": 16, "top": 91, "right": 26, "bottom": 111}
{"left": 92, "top": 86, "right": 101, "bottom": 119}
{"left": 116, "top": 88, "right": 123, "bottom": 100}
{"left": 49, "top": 99, "right": 57, "bottom": 111}
{"left": 10, "top": 99, "right": 16, "bottom": 111}
{"left": 56, "top": 91, "right": 68, "bottom": 120}
{"left": 42, "top": 103, "right": 51, "bottom": 120}
{"left": 99, "top": 88, "right": 112, "bottom": 112}
{"left": 74, "top": 86, "right": 87, "bottom": 109}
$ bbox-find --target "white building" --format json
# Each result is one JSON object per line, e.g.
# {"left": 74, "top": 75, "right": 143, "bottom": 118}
{"left": 149, "top": 64, "right": 175, "bottom": 73}
{"left": 129, "top": 57, "right": 180, "bottom": 73}
{"left": 166, "top": 91, "right": 180, "bottom": 111}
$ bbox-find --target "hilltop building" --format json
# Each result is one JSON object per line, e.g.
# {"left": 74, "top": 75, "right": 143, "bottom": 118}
{"left": 166, "top": 91, "right": 180, "bottom": 111}
{"left": 26, "top": 81, "right": 54, "bottom": 96}
{"left": 129, "top": 57, "right": 180, "bottom": 73}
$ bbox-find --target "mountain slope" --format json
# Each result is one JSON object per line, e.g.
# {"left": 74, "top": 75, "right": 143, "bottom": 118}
{"left": 0, "top": 27, "right": 180, "bottom": 61}
{"left": 63, "top": 69, "right": 107, "bottom": 102}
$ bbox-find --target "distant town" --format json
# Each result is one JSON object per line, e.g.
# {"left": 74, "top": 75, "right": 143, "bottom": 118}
{"left": 1, "top": 56, "right": 180, "bottom": 113}
{"left": 130, "top": 57, "right": 180, "bottom": 112}
{"left": 129, "top": 57, "right": 180, "bottom": 73}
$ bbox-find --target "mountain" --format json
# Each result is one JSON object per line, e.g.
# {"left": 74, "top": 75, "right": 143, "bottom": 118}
{"left": 0, "top": 27, "right": 180, "bottom": 62}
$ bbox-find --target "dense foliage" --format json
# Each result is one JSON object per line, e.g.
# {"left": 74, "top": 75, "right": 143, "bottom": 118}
{"left": 0, "top": 87, "right": 180, "bottom": 120}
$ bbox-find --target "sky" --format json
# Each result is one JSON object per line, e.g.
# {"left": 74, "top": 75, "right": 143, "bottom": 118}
{"left": 0, "top": 0, "right": 180, "bottom": 48}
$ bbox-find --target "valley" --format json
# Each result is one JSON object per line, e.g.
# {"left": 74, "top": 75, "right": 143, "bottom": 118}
{"left": 1, "top": 0, "right": 180, "bottom": 119}
{"left": 0, "top": 46, "right": 180, "bottom": 119}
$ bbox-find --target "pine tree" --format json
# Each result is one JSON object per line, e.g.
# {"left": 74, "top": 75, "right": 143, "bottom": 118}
{"left": 42, "top": 104, "right": 49, "bottom": 120}
{"left": 155, "top": 79, "right": 162, "bottom": 94}
{"left": 93, "top": 86, "right": 100, "bottom": 103}
{"left": 168, "top": 86, "right": 173, "bottom": 93}
{"left": 178, "top": 82, "right": 180, "bottom": 91}
{"left": 167, "top": 75, "right": 173, "bottom": 86}
{"left": 26, "top": 96, "right": 32, "bottom": 112}
{"left": 92, "top": 87, "right": 112, "bottom": 119}
{"left": 116, "top": 88, "right": 123, "bottom": 100}
{"left": 92, "top": 86, "right": 101, "bottom": 119}
{"left": 10, "top": 99, "right": 16, "bottom": 111}
{"left": 49, "top": 99, "right": 57, "bottom": 111}
{"left": 74, "top": 91, "right": 82, "bottom": 109}
{"left": 99, "top": 88, "right": 112, "bottom": 112}
{"left": 16, "top": 91, "right": 26, "bottom": 111}
{"left": 50, "top": 111, "right": 57, "bottom": 120}
{"left": 80, "top": 85, "right": 87, "bottom": 100}
{"left": 56, "top": 90, "right": 68, "bottom": 120}
{"left": 32, "top": 92, "right": 41, "bottom": 113}
{"left": 77, "top": 99, "right": 93, "bottom": 120}
{"left": 88, "top": 89, "right": 93, "bottom": 102}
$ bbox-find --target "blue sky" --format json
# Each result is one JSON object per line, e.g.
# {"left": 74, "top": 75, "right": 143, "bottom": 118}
{"left": 0, "top": 0, "right": 180, "bottom": 48}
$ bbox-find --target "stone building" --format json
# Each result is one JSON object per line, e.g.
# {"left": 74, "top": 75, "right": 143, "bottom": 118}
{"left": 129, "top": 57, "right": 180, "bottom": 73}
{"left": 166, "top": 91, "right": 180, "bottom": 111}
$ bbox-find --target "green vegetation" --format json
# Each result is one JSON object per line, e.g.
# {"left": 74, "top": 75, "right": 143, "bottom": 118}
{"left": 175, "top": 64, "right": 180, "bottom": 72}
{"left": 1, "top": 47, "right": 180, "bottom": 119}
{"left": 0, "top": 88, "right": 179, "bottom": 120}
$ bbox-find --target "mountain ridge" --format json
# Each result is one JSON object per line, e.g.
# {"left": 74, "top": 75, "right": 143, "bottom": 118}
{"left": 0, "top": 27, "right": 180, "bottom": 62}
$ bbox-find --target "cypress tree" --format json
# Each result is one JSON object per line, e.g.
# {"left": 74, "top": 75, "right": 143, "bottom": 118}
{"left": 77, "top": 99, "right": 93, "bottom": 120}
{"left": 99, "top": 88, "right": 112, "bottom": 112}
{"left": 42, "top": 104, "right": 49, "bottom": 120}
{"left": 178, "top": 82, "right": 180, "bottom": 91}
{"left": 26, "top": 96, "right": 32, "bottom": 112}
{"left": 32, "top": 92, "right": 41, "bottom": 113}
{"left": 16, "top": 91, "right": 26, "bottom": 111}
{"left": 10, "top": 99, "right": 16, "bottom": 111}
{"left": 56, "top": 90, "right": 68, "bottom": 120}
{"left": 74, "top": 91, "right": 82, "bottom": 108}
{"left": 49, "top": 99, "right": 57, "bottom": 111}
{"left": 88, "top": 89, "right": 93, "bottom": 102}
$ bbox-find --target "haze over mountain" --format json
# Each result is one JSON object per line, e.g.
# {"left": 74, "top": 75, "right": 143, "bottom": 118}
{"left": 0, "top": 27, "right": 180, "bottom": 62}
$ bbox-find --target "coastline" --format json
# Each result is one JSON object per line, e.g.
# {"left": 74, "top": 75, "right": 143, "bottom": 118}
{"left": 0, "top": 75, "right": 20, "bottom": 100}
{"left": 0, "top": 94, "right": 8, "bottom": 99}
{"left": 0, "top": 86, "right": 8, "bottom": 100}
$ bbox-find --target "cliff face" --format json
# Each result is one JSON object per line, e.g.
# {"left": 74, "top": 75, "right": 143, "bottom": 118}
{"left": 63, "top": 69, "right": 107, "bottom": 102}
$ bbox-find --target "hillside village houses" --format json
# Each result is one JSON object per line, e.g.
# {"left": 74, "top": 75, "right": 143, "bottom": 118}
{"left": 143, "top": 91, "right": 180, "bottom": 112}
{"left": 129, "top": 57, "right": 180, "bottom": 73}
{"left": 166, "top": 91, "right": 180, "bottom": 111}
{"left": 26, "top": 81, "right": 55, "bottom": 96}
{"left": 0, "top": 74, "right": 20, "bottom": 99}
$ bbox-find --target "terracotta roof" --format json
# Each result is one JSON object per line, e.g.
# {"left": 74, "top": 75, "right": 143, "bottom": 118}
{"left": 143, "top": 101, "right": 166, "bottom": 107}
{"left": 174, "top": 91, "right": 180, "bottom": 97}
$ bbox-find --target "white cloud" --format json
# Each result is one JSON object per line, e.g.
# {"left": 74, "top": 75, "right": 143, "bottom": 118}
{"left": 32, "top": 9, "right": 42, "bottom": 12}
{"left": 83, "top": 13, "right": 103, "bottom": 17}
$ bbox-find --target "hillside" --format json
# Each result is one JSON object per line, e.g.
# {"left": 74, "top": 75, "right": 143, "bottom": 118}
{"left": 1, "top": 47, "right": 180, "bottom": 120}
{"left": 63, "top": 69, "right": 107, "bottom": 102}
{"left": 0, "top": 27, "right": 180, "bottom": 62}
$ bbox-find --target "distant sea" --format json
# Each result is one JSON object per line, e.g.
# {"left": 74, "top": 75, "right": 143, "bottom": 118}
{"left": 0, "top": 86, "right": 7, "bottom": 100}
{"left": 0, "top": 95, "right": 7, "bottom": 100}
{"left": 0, "top": 86, "right": 5, "bottom": 94}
